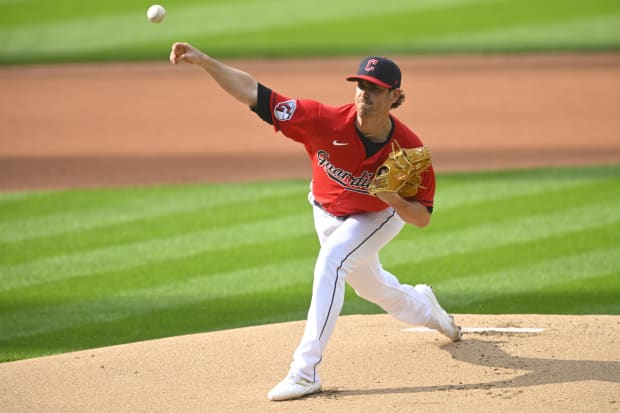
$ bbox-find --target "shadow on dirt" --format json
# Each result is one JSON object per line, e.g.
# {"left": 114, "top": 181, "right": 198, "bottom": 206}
{"left": 318, "top": 338, "right": 619, "bottom": 398}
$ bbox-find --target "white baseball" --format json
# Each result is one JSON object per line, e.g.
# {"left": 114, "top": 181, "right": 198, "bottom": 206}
{"left": 147, "top": 5, "right": 166, "bottom": 23}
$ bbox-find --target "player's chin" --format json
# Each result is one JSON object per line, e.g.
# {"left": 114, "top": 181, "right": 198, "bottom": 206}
{"left": 356, "top": 103, "right": 373, "bottom": 117}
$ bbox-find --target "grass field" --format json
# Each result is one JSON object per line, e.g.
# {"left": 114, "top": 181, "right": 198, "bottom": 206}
{"left": 1, "top": 165, "right": 619, "bottom": 362}
{"left": 1, "top": 0, "right": 619, "bottom": 64}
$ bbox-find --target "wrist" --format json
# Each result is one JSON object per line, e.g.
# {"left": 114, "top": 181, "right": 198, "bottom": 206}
{"left": 376, "top": 191, "right": 403, "bottom": 205}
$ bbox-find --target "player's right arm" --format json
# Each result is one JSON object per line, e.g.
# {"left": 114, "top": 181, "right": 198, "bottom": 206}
{"left": 170, "top": 42, "right": 258, "bottom": 107}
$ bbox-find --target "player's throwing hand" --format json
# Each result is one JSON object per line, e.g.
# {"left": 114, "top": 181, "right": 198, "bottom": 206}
{"left": 169, "top": 42, "right": 207, "bottom": 65}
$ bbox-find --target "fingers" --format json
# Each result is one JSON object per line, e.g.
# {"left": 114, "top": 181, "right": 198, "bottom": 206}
{"left": 170, "top": 42, "right": 184, "bottom": 65}
{"left": 169, "top": 42, "right": 184, "bottom": 64}
{"left": 170, "top": 42, "right": 208, "bottom": 66}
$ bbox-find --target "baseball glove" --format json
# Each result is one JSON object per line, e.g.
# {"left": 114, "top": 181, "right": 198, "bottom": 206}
{"left": 368, "top": 140, "right": 432, "bottom": 197}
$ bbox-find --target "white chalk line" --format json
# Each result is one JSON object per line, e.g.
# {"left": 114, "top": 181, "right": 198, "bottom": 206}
{"left": 404, "top": 327, "right": 545, "bottom": 334}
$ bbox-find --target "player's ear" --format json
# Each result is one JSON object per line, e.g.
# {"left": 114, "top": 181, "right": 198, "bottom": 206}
{"left": 390, "top": 88, "right": 405, "bottom": 109}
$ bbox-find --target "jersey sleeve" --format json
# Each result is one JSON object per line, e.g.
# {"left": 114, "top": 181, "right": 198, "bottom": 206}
{"left": 250, "top": 83, "right": 274, "bottom": 125}
{"left": 249, "top": 84, "right": 326, "bottom": 144}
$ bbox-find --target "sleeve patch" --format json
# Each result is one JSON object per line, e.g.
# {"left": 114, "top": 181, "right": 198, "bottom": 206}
{"left": 274, "top": 99, "right": 297, "bottom": 121}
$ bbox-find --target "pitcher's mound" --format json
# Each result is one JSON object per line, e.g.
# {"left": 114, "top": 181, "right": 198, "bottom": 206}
{"left": 2, "top": 314, "right": 619, "bottom": 412}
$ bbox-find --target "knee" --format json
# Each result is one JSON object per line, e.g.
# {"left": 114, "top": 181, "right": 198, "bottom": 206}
{"left": 315, "top": 252, "right": 359, "bottom": 281}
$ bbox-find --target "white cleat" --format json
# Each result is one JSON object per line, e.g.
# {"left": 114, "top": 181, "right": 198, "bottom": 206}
{"left": 268, "top": 374, "right": 321, "bottom": 401}
{"left": 416, "top": 284, "right": 462, "bottom": 342}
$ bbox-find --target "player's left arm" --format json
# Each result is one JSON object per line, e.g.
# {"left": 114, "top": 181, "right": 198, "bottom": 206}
{"left": 376, "top": 164, "right": 435, "bottom": 227}
{"left": 376, "top": 192, "right": 431, "bottom": 227}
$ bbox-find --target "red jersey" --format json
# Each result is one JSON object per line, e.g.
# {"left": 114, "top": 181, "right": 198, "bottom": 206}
{"left": 261, "top": 89, "right": 435, "bottom": 217}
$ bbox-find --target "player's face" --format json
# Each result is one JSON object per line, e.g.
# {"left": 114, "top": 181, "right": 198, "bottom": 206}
{"left": 355, "top": 80, "right": 399, "bottom": 118}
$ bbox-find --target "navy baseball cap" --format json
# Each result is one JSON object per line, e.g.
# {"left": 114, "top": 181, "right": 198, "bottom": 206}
{"left": 346, "top": 56, "right": 401, "bottom": 89}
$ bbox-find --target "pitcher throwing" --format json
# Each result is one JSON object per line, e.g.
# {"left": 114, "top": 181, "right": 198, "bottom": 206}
{"left": 169, "top": 42, "right": 462, "bottom": 401}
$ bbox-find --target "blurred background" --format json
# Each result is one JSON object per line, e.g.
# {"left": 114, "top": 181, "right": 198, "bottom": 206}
{"left": 1, "top": 0, "right": 619, "bottom": 64}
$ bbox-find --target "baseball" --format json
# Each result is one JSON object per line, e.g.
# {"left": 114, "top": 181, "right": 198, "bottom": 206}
{"left": 147, "top": 5, "right": 166, "bottom": 23}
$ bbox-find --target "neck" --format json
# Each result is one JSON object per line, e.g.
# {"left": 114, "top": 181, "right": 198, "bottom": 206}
{"left": 356, "top": 115, "right": 392, "bottom": 143}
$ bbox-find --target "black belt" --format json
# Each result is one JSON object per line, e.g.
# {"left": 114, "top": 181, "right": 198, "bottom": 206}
{"left": 313, "top": 200, "right": 350, "bottom": 220}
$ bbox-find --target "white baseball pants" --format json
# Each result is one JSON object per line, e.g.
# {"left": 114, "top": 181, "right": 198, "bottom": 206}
{"left": 289, "top": 195, "right": 434, "bottom": 382}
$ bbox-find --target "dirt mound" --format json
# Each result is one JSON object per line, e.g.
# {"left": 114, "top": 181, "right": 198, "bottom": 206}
{"left": 2, "top": 314, "right": 618, "bottom": 412}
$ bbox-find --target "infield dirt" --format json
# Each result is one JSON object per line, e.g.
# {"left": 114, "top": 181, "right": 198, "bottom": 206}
{"left": 0, "top": 54, "right": 619, "bottom": 412}
{"left": 2, "top": 315, "right": 619, "bottom": 412}
{"left": 1, "top": 53, "right": 619, "bottom": 189}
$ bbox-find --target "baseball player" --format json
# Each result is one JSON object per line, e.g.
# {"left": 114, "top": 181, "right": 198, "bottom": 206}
{"left": 170, "top": 42, "right": 462, "bottom": 401}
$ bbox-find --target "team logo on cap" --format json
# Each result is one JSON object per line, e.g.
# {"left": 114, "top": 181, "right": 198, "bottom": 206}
{"left": 364, "top": 58, "right": 379, "bottom": 72}
{"left": 274, "top": 99, "right": 297, "bottom": 121}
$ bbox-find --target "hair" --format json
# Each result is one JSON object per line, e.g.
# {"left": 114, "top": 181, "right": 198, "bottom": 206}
{"left": 391, "top": 90, "right": 405, "bottom": 109}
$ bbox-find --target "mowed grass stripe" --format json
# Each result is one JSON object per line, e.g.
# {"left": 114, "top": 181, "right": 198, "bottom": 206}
{"left": 0, "top": 257, "right": 316, "bottom": 341}
{"left": 437, "top": 247, "right": 619, "bottom": 309}
{"left": 1, "top": 234, "right": 316, "bottom": 307}
{"left": 184, "top": 1, "right": 620, "bottom": 56}
{"left": 2, "top": 202, "right": 617, "bottom": 339}
{"left": 0, "top": 172, "right": 599, "bottom": 263}
{"left": 0, "top": 213, "right": 314, "bottom": 291}
{"left": 0, "top": 0, "right": 483, "bottom": 58}
{"left": 417, "top": 14, "right": 620, "bottom": 52}
{"left": 0, "top": 170, "right": 583, "bottom": 241}
{"left": 0, "top": 192, "right": 308, "bottom": 265}
{"left": 3, "top": 235, "right": 616, "bottom": 341}
{"left": 0, "top": 287, "right": 313, "bottom": 362}
{"left": 381, "top": 199, "right": 620, "bottom": 267}
{"left": 2, "top": 167, "right": 612, "bottom": 246}
{"left": 2, "top": 0, "right": 619, "bottom": 64}
{"left": 1, "top": 198, "right": 614, "bottom": 292}
{"left": 435, "top": 171, "right": 618, "bottom": 211}
{"left": 459, "top": 272, "right": 620, "bottom": 314}
{"left": 2, "top": 168, "right": 615, "bottom": 264}
{"left": 1, "top": 172, "right": 617, "bottom": 290}
{"left": 0, "top": 182, "right": 306, "bottom": 243}
{"left": 431, "top": 179, "right": 620, "bottom": 232}
{"left": 393, "top": 222, "right": 620, "bottom": 285}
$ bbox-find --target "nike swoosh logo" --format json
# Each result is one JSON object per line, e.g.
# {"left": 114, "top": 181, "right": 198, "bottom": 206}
{"left": 332, "top": 140, "right": 349, "bottom": 146}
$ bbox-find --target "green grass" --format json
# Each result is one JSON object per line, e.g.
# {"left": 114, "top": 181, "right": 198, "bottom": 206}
{"left": 1, "top": 164, "right": 619, "bottom": 362}
{"left": 1, "top": 0, "right": 619, "bottom": 64}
